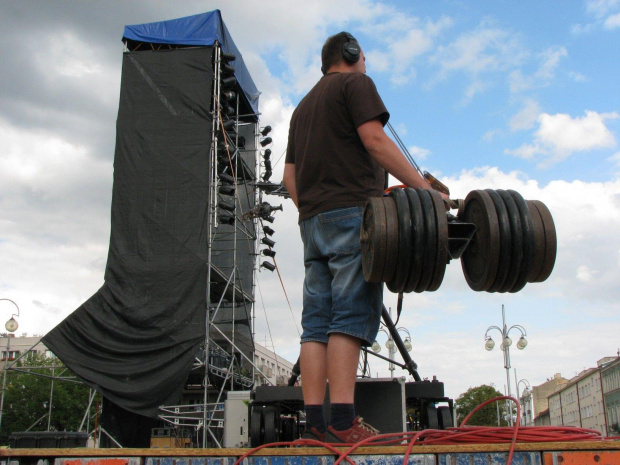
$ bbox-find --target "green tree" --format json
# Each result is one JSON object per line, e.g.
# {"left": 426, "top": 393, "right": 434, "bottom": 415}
{"left": 0, "top": 353, "right": 98, "bottom": 446}
{"left": 455, "top": 384, "right": 508, "bottom": 426}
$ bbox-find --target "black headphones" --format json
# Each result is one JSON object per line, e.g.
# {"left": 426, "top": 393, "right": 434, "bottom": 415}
{"left": 342, "top": 33, "right": 361, "bottom": 64}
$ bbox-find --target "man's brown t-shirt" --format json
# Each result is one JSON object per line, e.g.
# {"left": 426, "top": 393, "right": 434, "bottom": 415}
{"left": 286, "top": 72, "right": 389, "bottom": 221}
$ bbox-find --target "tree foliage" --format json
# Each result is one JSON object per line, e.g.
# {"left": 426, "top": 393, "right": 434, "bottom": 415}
{"left": 455, "top": 384, "right": 508, "bottom": 426}
{"left": 0, "top": 353, "right": 98, "bottom": 445}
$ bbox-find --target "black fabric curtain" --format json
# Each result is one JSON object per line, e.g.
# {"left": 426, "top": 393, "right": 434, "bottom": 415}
{"left": 43, "top": 47, "right": 215, "bottom": 420}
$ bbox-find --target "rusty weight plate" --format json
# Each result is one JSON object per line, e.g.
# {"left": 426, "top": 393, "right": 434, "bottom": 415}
{"left": 415, "top": 189, "right": 437, "bottom": 293}
{"left": 460, "top": 190, "right": 500, "bottom": 292}
{"left": 403, "top": 188, "right": 424, "bottom": 293}
{"left": 427, "top": 189, "right": 448, "bottom": 292}
{"left": 496, "top": 189, "right": 523, "bottom": 293}
{"left": 382, "top": 195, "right": 399, "bottom": 284}
{"left": 485, "top": 189, "right": 512, "bottom": 293}
{"left": 361, "top": 197, "right": 388, "bottom": 283}
{"left": 387, "top": 188, "right": 412, "bottom": 293}
{"left": 526, "top": 200, "right": 545, "bottom": 282}
{"left": 508, "top": 189, "right": 535, "bottom": 293}
{"left": 529, "top": 200, "right": 557, "bottom": 282}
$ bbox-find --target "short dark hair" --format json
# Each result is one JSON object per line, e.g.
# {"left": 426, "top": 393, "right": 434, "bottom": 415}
{"left": 321, "top": 31, "right": 358, "bottom": 75}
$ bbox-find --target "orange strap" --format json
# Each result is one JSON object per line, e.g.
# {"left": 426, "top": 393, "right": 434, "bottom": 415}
{"left": 384, "top": 184, "right": 406, "bottom": 194}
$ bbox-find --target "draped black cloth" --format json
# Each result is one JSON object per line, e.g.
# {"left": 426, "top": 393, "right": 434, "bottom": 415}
{"left": 43, "top": 47, "right": 214, "bottom": 419}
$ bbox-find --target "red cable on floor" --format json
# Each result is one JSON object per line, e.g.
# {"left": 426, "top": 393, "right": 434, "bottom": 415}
{"left": 234, "top": 396, "right": 614, "bottom": 465}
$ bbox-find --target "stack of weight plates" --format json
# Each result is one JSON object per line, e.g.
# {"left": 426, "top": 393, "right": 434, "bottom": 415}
{"left": 459, "top": 189, "right": 556, "bottom": 293}
{"left": 361, "top": 187, "right": 448, "bottom": 293}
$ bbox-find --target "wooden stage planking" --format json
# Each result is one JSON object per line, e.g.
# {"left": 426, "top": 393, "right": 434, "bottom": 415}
{"left": 1, "top": 441, "right": 620, "bottom": 465}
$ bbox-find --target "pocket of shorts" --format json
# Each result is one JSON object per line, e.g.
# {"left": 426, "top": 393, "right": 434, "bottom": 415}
{"left": 318, "top": 207, "right": 362, "bottom": 254}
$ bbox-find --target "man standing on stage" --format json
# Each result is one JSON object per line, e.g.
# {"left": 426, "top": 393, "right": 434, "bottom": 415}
{"left": 283, "top": 31, "right": 438, "bottom": 443}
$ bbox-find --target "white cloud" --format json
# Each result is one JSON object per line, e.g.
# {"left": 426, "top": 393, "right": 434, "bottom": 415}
{"left": 508, "top": 70, "right": 528, "bottom": 93}
{"left": 569, "top": 71, "right": 588, "bottom": 82}
{"left": 505, "top": 143, "right": 542, "bottom": 160}
{"left": 408, "top": 145, "right": 430, "bottom": 161}
{"left": 368, "top": 15, "right": 453, "bottom": 85}
{"left": 574, "top": 0, "right": 620, "bottom": 32}
{"left": 570, "top": 23, "right": 594, "bottom": 35}
{"left": 608, "top": 151, "right": 620, "bottom": 165}
{"left": 536, "top": 46, "right": 568, "bottom": 80}
{"left": 0, "top": 122, "right": 112, "bottom": 333}
{"left": 586, "top": 0, "right": 620, "bottom": 19}
{"left": 365, "top": 49, "right": 391, "bottom": 74}
{"left": 508, "top": 46, "right": 567, "bottom": 93}
{"left": 35, "top": 31, "right": 103, "bottom": 79}
{"left": 576, "top": 265, "right": 596, "bottom": 282}
{"left": 604, "top": 12, "right": 620, "bottom": 27}
{"left": 222, "top": 2, "right": 455, "bottom": 92}
{"left": 427, "top": 20, "right": 572, "bottom": 102}
{"left": 431, "top": 20, "right": 527, "bottom": 77}
{"left": 392, "top": 29, "right": 435, "bottom": 63}
{"left": 483, "top": 129, "right": 502, "bottom": 142}
{"left": 464, "top": 79, "right": 489, "bottom": 102}
{"left": 215, "top": 0, "right": 397, "bottom": 96}
{"left": 537, "top": 110, "right": 617, "bottom": 152}
{"left": 506, "top": 110, "right": 619, "bottom": 164}
{"left": 509, "top": 99, "right": 541, "bottom": 131}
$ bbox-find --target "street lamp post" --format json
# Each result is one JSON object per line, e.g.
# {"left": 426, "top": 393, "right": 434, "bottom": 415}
{"left": 516, "top": 377, "right": 532, "bottom": 425}
{"left": 0, "top": 298, "right": 20, "bottom": 430}
{"left": 484, "top": 304, "right": 527, "bottom": 426}
{"left": 371, "top": 309, "right": 412, "bottom": 378}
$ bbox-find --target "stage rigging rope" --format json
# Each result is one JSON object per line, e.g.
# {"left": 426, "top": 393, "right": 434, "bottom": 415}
{"left": 272, "top": 255, "right": 301, "bottom": 338}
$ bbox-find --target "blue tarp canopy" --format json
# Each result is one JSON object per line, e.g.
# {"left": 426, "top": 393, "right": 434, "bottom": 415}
{"left": 123, "top": 9, "right": 260, "bottom": 116}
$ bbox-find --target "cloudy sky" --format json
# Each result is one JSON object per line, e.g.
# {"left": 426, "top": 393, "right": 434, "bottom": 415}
{"left": 1, "top": 0, "right": 619, "bottom": 403}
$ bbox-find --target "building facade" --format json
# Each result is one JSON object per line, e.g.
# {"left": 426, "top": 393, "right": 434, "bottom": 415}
{"left": 253, "top": 343, "right": 296, "bottom": 387}
{"left": 601, "top": 357, "right": 620, "bottom": 436}
{"left": 547, "top": 363, "right": 609, "bottom": 436}
{"left": 578, "top": 368, "right": 606, "bottom": 433}
{"left": 0, "top": 334, "right": 50, "bottom": 368}
{"left": 520, "top": 373, "right": 568, "bottom": 426}
{"left": 534, "top": 408, "right": 551, "bottom": 426}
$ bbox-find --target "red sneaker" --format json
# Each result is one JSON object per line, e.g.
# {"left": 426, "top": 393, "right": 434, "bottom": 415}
{"left": 301, "top": 426, "right": 326, "bottom": 442}
{"left": 326, "top": 416, "right": 380, "bottom": 443}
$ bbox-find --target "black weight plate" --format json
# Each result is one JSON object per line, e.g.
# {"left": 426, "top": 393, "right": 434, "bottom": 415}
{"left": 403, "top": 188, "right": 424, "bottom": 292}
{"left": 530, "top": 200, "right": 557, "bottom": 282}
{"left": 460, "top": 190, "right": 500, "bottom": 291}
{"left": 250, "top": 406, "right": 263, "bottom": 447}
{"left": 438, "top": 406, "right": 453, "bottom": 429}
{"left": 361, "top": 197, "right": 388, "bottom": 283}
{"left": 383, "top": 196, "right": 399, "bottom": 284}
{"left": 526, "top": 200, "right": 545, "bottom": 282}
{"left": 496, "top": 189, "right": 523, "bottom": 293}
{"left": 508, "top": 190, "right": 535, "bottom": 293}
{"left": 386, "top": 188, "right": 412, "bottom": 293}
{"left": 428, "top": 189, "right": 448, "bottom": 292}
{"left": 485, "top": 189, "right": 512, "bottom": 293}
{"left": 415, "top": 189, "right": 437, "bottom": 293}
{"left": 262, "top": 405, "right": 278, "bottom": 444}
{"left": 425, "top": 404, "right": 440, "bottom": 430}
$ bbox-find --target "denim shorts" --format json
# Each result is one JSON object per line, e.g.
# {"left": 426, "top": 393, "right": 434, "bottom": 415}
{"left": 299, "top": 206, "right": 383, "bottom": 346}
